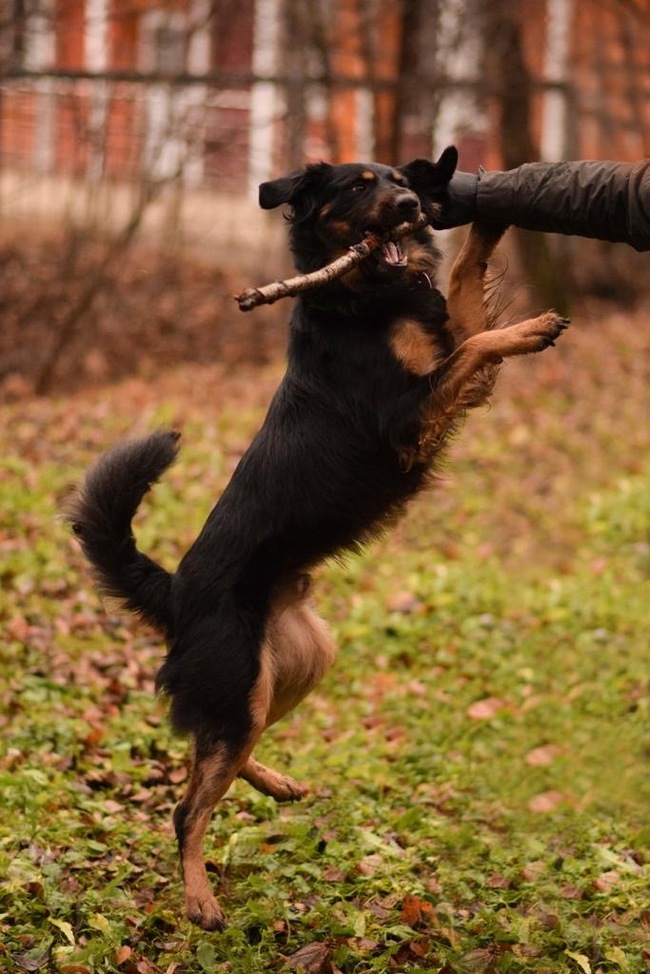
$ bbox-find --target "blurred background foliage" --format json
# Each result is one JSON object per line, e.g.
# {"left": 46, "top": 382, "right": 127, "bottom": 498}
{"left": 0, "top": 0, "right": 648, "bottom": 394}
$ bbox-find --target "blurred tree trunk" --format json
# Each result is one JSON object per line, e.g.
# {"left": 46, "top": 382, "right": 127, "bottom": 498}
{"left": 388, "top": 0, "right": 427, "bottom": 164}
{"left": 481, "top": 0, "right": 571, "bottom": 313}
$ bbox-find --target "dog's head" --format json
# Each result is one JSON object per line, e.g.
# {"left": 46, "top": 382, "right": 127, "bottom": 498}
{"left": 259, "top": 147, "right": 458, "bottom": 286}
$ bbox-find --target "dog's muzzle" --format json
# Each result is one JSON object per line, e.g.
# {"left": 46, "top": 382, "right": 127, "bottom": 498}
{"left": 365, "top": 192, "right": 421, "bottom": 268}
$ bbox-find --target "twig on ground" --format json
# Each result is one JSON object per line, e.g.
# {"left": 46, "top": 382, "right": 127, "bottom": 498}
{"left": 235, "top": 212, "right": 432, "bottom": 312}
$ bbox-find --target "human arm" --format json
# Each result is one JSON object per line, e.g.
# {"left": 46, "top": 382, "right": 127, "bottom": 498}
{"left": 432, "top": 159, "right": 650, "bottom": 252}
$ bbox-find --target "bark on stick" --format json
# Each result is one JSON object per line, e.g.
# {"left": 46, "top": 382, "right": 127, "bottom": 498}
{"left": 235, "top": 213, "right": 432, "bottom": 312}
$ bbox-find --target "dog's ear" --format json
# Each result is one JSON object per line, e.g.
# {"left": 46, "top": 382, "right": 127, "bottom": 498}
{"left": 259, "top": 163, "right": 332, "bottom": 214}
{"left": 259, "top": 171, "right": 304, "bottom": 209}
{"left": 398, "top": 146, "right": 459, "bottom": 195}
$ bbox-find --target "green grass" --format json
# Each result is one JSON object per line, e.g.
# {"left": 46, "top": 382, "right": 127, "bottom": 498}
{"left": 1, "top": 312, "right": 648, "bottom": 972}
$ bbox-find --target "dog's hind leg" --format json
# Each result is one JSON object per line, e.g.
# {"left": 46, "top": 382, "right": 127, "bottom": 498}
{"left": 238, "top": 578, "right": 337, "bottom": 803}
{"left": 446, "top": 222, "right": 507, "bottom": 346}
{"left": 173, "top": 653, "right": 274, "bottom": 931}
{"left": 239, "top": 755, "right": 308, "bottom": 802}
{"left": 173, "top": 740, "right": 242, "bottom": 931}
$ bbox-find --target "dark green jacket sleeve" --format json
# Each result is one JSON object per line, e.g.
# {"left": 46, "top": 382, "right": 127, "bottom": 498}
{"left": 477, "top": 160, "right": 650, "bottom": 252}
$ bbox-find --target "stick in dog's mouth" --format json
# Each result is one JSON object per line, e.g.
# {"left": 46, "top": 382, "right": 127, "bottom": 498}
{"left": 234, "top": 211, "right": 434, "bottom": 312}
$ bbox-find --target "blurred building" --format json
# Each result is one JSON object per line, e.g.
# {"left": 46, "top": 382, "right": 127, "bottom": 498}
{"left": 1, "top": 0, "right": 647, "bottom": 199}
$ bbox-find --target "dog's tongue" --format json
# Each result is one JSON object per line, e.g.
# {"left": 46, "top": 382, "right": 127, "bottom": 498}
{"left": 381, "top": 240, "right": 406, "bottom": 266}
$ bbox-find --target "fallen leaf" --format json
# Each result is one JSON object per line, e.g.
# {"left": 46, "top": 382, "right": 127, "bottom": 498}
{"left": 565, "top": 949, "right": 592, "bottom": 974}
{"left": 386, "top": 591, "right": 423, "bottom": 614}
{"left": 594, "top": 870, "right": 620, "bottom": 893}
{"left": 525, "top": 744, "right": 563, "bottom": 767}
{"left": 196, "top": 941, "right": 216, "bottom": 972}
{"left": 357, "top": 854, "right": 382, "bottom": 876}
{"left": 521, "top": 861, "right": 546, "bottom": 881}
{"left": 604, "top": 946, "right": 629, "bottom": 967}
{"left": 135, "top": 961, "right": 159, "bottom": 974}
{"left": 48, "top": 918, "right": 75, "bottom": 945}
{"left": 286, "top": 941, "right": 335, "bottom": 973}
{"left": 486, "top": 873, "right": 510, "bottom": 889}
{"left": 322, "top": 867, "right": 346, "bottom": 882}
{"left": 467, "top": 697, "right": 506, "bottom": 720}
{"left": 115, "top": 946, "right": 133, "bottom": 966}
{"left": 560, "top": 884, "right": 584, "bottom": 900}
{"left": 16, "top": 946, "right": 53, "bottom": 972}
{"left": 456, "top": 945, "right": 499, "bottom": 972}
{"left": 401, "top": 893, "right": 431, "bottom": 928}
{"left": 528, "top": 790, "right": 568, "bottom": 813}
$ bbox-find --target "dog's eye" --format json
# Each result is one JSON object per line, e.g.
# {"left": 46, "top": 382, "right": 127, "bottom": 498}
{"left": 350, "top": 181, "right": 368, "bottom": 194}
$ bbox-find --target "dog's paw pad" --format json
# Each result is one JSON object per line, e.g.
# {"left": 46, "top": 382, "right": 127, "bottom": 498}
{"left": 186, "top": 894, "right": 226, "bottom": 931}
{"left": 268, "top": 773, "right": 309, "bottom": 803}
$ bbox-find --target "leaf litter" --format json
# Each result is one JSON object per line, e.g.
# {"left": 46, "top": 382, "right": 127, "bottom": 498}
{"left": 1, "top": 308, "right": 649, "bottom": 971}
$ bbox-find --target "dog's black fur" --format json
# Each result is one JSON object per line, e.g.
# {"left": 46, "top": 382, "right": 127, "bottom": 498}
{"left": 68, "top": 146, "right": 568, "bottom": 929}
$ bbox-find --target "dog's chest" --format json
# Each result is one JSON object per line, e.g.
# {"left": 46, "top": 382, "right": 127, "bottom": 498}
{"left": 388, "top": 317, "right": 447, "bottom": 376}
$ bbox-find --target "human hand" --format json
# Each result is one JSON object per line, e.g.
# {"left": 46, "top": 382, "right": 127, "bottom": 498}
{"left": 427, "top": 169, "right": 479, "bottom": 229}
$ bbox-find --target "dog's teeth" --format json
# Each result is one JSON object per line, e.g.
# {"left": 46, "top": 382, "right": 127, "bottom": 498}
{"left": 381, "top": 241, "right": 407, "bottom": 266}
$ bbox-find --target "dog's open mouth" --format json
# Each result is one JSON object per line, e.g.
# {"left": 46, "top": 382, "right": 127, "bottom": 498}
{"left": 380, "top": 239, "right": 408, "bottom": 267}
{"left": 362, "top": 233, "right": 409, "bottom": 269}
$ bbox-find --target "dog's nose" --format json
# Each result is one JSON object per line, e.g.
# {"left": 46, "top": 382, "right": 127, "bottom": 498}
{"left": 394, "top": 193, "right": 419, "bottom": 215}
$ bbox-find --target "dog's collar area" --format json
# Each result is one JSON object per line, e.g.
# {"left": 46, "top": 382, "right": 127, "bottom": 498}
{"left": 413, "top": 271, "right": 434, "bottom": 290}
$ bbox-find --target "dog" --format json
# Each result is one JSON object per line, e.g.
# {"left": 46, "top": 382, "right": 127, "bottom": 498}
{"left": 67, "top": 146, "right": 569, "bottom": 930}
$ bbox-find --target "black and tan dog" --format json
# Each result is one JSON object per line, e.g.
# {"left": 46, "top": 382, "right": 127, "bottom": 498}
{"left": 67, "top": 147, "right": 568, "bottom": 930}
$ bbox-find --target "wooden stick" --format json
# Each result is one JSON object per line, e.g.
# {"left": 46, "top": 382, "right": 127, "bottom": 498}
{"left": 234, "top": 211, "right": 433, "bottom": 312}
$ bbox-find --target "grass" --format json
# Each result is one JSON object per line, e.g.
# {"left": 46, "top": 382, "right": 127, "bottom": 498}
{"left": 0, "top": 309, "right": 648, "bottom": 973}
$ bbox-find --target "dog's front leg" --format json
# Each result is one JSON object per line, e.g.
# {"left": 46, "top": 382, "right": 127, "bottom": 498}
{"left": 402, "top": 311, "right": 569, "bottom": 467}
{"left": 445, "top": 221, "right": 508, "bottom": 346}
{"left": 431, "top": 311, "right": 570, "bottom": 407}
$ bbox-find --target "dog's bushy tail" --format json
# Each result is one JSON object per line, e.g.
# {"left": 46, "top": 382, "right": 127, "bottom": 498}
{"left": 66, "top": 430, "right": 180, "bottom": 634}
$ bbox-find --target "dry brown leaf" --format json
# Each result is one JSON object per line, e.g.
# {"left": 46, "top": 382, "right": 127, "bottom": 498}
{"left": 521, "top": 861, "right": 546, "bottom": 882}
{"left": 528, "top": 790, "right": 568, "bottom": 813}
{"left": 287, "top": 942, "right": 336, "bottom": 974}
{"left": 401, "top": 893, "right": 432, "bottom": 928}
{"left": 594, "top": 870, "right": 620, "bottom": 893}
{"left": 357, "top": 853, "right": 383, "bottom": 876}
{"left": 525, "top": 744, "right": 563, "bottom": 767}
{"left": 467, "top": 697, "right": 507, "bottom": 720}
{"left": 486, "top": 873, "right": 510, "bottom": 889}
{"left": 386, "top": 591, "right": 424, "bottom": 614}
{"left": 322, "top": 867, "right": 346, "bottom": 882}
{"left": 115, "top": 946, "right": 133, "bottom": 966}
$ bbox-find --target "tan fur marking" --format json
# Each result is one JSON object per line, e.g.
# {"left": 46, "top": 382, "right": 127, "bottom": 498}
{"left": 446, "top": 223, "right": 506, "bottom": 346}
{"left": 402, "top": 235, "right": 439, "bottom": 276}
{"left": 319, "top": 202, "right": 332, "bottom": 218}
{"left": 390, "top": 319, "right": 446, "bottom": 376}
{"left": 328, "top": 219, "right": 354, "bottom": 241}
{"left": 249, "top": 639, "right": 275, "bottom": 731}
{"left": 361, "top": 170, "right": 377, "bottom": 181}
{"left": 264, "top": 580, "right": 336, "bottom": 727}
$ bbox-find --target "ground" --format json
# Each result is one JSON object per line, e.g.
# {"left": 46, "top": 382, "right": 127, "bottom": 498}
{"left": 0, "top": 306, "right": 648, "bottom": 973}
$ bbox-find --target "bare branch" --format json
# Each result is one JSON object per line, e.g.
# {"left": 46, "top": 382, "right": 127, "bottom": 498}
{"left": 235, "top": 211, "right": 434, "bottom": 312}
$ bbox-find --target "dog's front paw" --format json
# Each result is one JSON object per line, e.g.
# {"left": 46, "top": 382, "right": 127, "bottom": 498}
{"left": 186, "top": 892, "right": 227, "bottom": 931}
{"left": 525, "top": 311, "right": 570, "bottom": 351}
